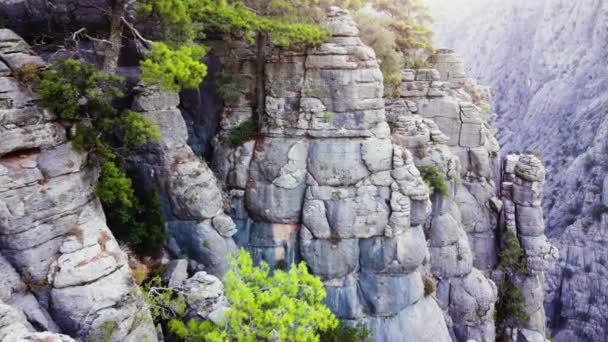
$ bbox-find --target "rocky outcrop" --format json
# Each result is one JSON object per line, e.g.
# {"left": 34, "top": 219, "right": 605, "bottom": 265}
{"left": 0, "top": 29, "right": 156, "bottom": 341}
{"left": 429, "top": 1, "right": 608, "bottom": 340}
{"left": 212, "top": 8, "right": 451, "bottom": 341}
{"left": 386, "top": 53, "right": 500, "bottom": 341}
{"left": 500, "top": 154, "right": 558, "bottom": 342}
{"left": 131, "top": 87, "right": 237, "bottom": 277}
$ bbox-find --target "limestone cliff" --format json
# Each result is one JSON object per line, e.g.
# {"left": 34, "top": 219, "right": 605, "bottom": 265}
{"left": 0, "top": 29, "right": 156, "bottom": 341}
{"left": 429, "top": 0, "right": 608, "bottom": 340}
{"left": 0, "top": 4, "right": 561, "bottom": 342}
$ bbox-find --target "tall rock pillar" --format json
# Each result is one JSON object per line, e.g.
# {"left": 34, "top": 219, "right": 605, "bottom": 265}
{"left": 499, "top": 154, "right": 558, "bottom": 342}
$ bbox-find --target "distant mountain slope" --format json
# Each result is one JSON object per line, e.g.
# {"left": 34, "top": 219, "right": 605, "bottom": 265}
{"left": 428, "top": 1, "right": 608, "bottom": 340}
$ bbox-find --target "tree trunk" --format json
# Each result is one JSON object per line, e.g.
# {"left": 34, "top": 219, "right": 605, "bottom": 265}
{"left": 254, "top": 31, "right": 268, "bottom": 131}
{"left": 102, "top": 0, "right": 127, "bottom": 72}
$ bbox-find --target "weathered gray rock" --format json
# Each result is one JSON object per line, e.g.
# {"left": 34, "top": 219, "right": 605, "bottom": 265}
{"left": 132, "top": 88, "right": 238, "bottom": 276}
{"left": 164, "top": 259, "right": 189, "bottom": 288}
{"left": 209, "top": 8, "right": 450, "bottom": 341}
{"left": 166, "top": 221, "right": 237, "bottom": 277}
{"left": 0, "top": 30, "right": 156, "bottom": 341}
{"left": 182, "top": 272, "right": 229, "bottom": 325}
{"left": 0, "top": 302, "right": 75, "bottom": 342}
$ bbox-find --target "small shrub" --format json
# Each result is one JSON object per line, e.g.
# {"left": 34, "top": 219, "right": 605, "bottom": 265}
{"left": 22, "top": 273, "right": 48, "bottom": 295}
{"left": 228, "top": 120, "right": 256, "bottom": 145}
{"left": 498, "top": 229, "right": 527, "bottom": 273}
{"left": 103, "top": 170, "right": 166, "bottom": 257}
{"left": 141, "top": 275, "right": 188, "bottom": 322}
{"left": 591, "top": 204, "right": 608, "bottom": 221}
{"left": 495, "top": 278, "right": 529, "bottom": 329}
{"left": 132, "top": 264, "right": 149, "bottom": 285}
{"left": 320, "top": 321, "right": 372, "bottom": 342}
{"left": 168, "top": 249, "right": 338, "bottom": 341}
{"left": 423, "top": 276, "right": 436, "bottom": 296}
{"left": 407, "top": 58, "right": 432, "bottom": 69}
{"left": 419, "top": 165, "right": 449, "bottom": 196}
{"left": 355, "top": 12, "right": 403, "bottom": 97}
{"left": 90, "top": 321, "right": 118, "bottom": 342}
{"left": 562, "top": 267, "right": 574, "bottom": 280}
{"left": 584, "top": 264, "right": 592, "bottom": 273}
{"left": 14, "top": 62, "right": 41, "bottom": 86}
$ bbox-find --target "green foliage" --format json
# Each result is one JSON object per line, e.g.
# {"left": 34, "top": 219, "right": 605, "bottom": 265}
{"left": 406, "top": 57, "right": 432, "bottom": 69}
{"left": 498, "top": 229, "right": 527, "bottom": 274}
{"left": 90, "top": 321, "right": 118, "bottom": 342}
{"left": 591, "top": 204, "right": 608, "bottom": 221}
{"left": 38, "top": 59, "right": 164, "bottom": 256}
{"left": 104, "top": 171, "right": 166, "bottom": 256}
{"left": 366, "top": 0, "right": 434, "bottom": 63}
{"left": 495, "top": 278, "right": 529, "bottom": 329}
{"left": 228, "top": 120, "right": 257, "bottom": 145}
{"left": 39, "top": 59, "right": 124, "bottom": 122}
{"left": 354, "top": 12, "right": 403, "bottom": 97}
{"left": 141, "top": 42, "right": 208, "bottom": 91}
{"left": 14, "top": 62, "right": 41, "bottom": 86}
{"left": 320, "top": 321, "right": 372, "bottom": 342}
{"left": 96, "top": 162, "right": 135, "bottom": 208}
{"left": 419, "top": 165, "right": 449, "bottom": 196}
{"left": 168, "top": 249, "right": 338, "bottom": 341}
{"left": 122, "top": 110, "right": 162, "bottom": 145}
{"left": 137, "top": 0, "right": 329, "bottom": 91}
{"left": 142, "top": 275, "right": 189, "bottom": 322}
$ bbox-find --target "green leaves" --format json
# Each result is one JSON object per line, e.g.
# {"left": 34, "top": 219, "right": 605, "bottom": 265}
{"left": 137, "top": 0, "right": 330, "bottom": 91}
{"left": 495, "top": 278, "right": 529, "bottom": 329}
{"left": 141, "top": 43, "right": 208, "bottom": 91}
{"left": 228, "top": 120, "right": 256, "bottom": 145}
{"left": 419, "top": 165, "right": 449, "bottom": 197}
{"left": 498, "top": 229, "right": 527, "bottom": 274}
{"left": 96, "top": 162, "right": 135, "bottom": 208}
{"left": 38, "top": 59, "right": 165, "bottom": 257}
{"left": 122, "top": 110, "right": 161, "bottom": 146}
{"left": 168, "top": 249, "right": 339, "bottom": 341}
{"left": 39, "top": 59, "right": 124, "bottom": 120}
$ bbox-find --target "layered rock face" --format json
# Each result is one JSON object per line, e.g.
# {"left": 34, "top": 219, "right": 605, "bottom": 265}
{"left": 131, "top": 88, "right": 237, "bottom": 277}
{"left": 429, "top": 1, "right": 608, "bottom": 340}
{"left": 213, "top": 8, "right": 450, "bottom": 341}
{"left": 0, "top": 29, "right": 156, "bottom": 341}
{"left": 386, "top": 53, "right": 500, "bottom": 341}
{"left": 500, "top": 155, "right": 558, "bottom": 342}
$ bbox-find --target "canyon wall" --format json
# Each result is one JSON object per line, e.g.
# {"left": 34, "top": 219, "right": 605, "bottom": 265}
{"left": 0, "top": 29, "right": 156, "bottom": 341}
{"left": 429, "top": 0, "right": 608, "bottom": 340}
{"left": 0, "top": 3, "right": 564, "bottom": 341}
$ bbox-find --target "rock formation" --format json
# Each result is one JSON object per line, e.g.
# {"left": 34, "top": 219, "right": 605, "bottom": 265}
{"left": 212, "top": 8, "right": 451, "bottom": 341}
{"left": 386, "top": 53, "right": 501, "bottom": 341}
{"left": 429, "top": 0, "right": 608, "bottom": 340}
{"left": 131, "top": 87, "right": 237, "bottom": 277}
{"left": 500, "top": 154, "right": 558, "bottom": 342}
{"left": 0, "top": 29, "right": 156, "bottom": 341}
{"left": 0, "top": 3, "right": 566, "bottom": 342}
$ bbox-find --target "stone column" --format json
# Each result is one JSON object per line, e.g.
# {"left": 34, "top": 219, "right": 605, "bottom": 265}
{"left": 500, "top": 154, "right": 558, "bottom": 342}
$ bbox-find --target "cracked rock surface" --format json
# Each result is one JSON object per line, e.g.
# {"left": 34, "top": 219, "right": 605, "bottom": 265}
{"left": 0, "top": 29, "right": 156, "bottom": 341}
